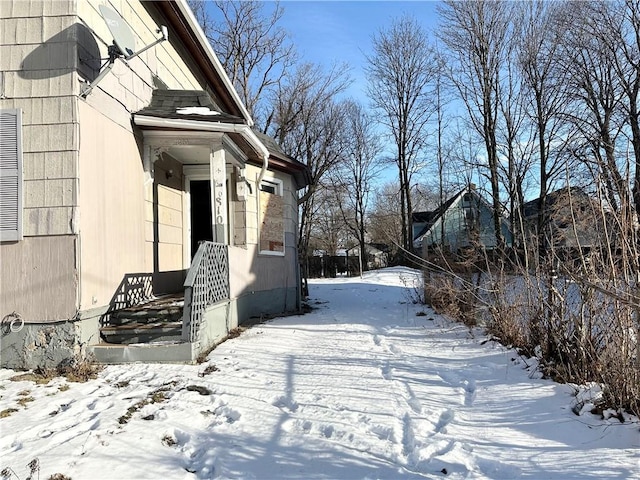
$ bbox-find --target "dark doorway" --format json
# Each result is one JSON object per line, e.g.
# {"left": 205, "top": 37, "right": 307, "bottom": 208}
{"left": 190, "top": 180, "right": 213, "bottom": 258}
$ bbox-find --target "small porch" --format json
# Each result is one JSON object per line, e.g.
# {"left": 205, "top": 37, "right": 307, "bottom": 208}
{"left": 88, "top": 91, "right": 261, "bottom": 363}
{"left": 90, "top": 241, "right": 232, "bottom": 363}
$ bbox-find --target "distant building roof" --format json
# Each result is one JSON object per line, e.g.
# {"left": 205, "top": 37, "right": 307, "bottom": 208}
{"left": 522, "top": 186, "right": 589, "bottom": 219}
{"left": 412, "top": 189, "right": 465, "bottom": 241}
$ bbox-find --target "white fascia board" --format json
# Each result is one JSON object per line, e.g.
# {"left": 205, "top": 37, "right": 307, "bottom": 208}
{"left": 222, "top": 134, "right": 248, "bottom": 165}
{"left": 175, "top": 0, "right": 254, "bottom": 127}
{"left": 133, "top": 114, "right": 269, "bottom": 160}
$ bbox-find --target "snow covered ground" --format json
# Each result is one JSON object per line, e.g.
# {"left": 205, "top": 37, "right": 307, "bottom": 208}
{"left": 1, "top": 267, "right": 638, "bottom": 479}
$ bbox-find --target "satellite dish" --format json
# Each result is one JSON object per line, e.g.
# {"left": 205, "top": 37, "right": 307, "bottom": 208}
{"left": 81, "top": 4, "right": 168, "bottom": 97}
{"left": 99, "top": 4, "right": 136, "bottom": 58}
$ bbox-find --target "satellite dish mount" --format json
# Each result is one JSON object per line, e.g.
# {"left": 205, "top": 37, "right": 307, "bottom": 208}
{"left": 81, "top": 5, "right": 168, "bottom": 98}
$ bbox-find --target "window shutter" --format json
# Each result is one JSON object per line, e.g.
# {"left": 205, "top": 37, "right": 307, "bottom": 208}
{"left": 0, "top": 109, "right": 23, "bottom": 241}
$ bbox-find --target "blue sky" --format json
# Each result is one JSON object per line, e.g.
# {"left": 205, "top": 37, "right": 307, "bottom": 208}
{"left": 205, "top": 1, "right": 444, "bottom": 186}
{"left": 273, "top": 1, "right": 443, "bottom": 185}
{"left": 275, "top": 1, "right": 441, "bottom": 102}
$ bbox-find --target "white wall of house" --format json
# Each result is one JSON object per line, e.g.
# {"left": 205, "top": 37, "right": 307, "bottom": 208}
{"left": 76, "top": 101, "right": 148, "bottom": 310}
{"left": 228, "top": 165, "right": 300, "bottom": 315}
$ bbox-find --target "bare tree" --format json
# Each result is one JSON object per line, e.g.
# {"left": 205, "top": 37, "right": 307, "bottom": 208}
{"left": 365, "top": 15, "right": 437, "bottom": 255}
{"left": 593, "top": 0, "right": 640, "bottom": 215}
{"left": 430, "top": 49, "right": 456, "bottom": 245}
{"left": 557, "top": 2, "right": 627, "bottom": 212}
{"left": 309, "top": 186, "right": 349, "bottom": 256}
{"left": 330, "top": 100, "right": 384, "bottom": 266}
{"left": 188, "top": 0, "right": 296, "bottom": 127}
{"left": 517, "top": 1, "right": 571, "bottom": 244}
{"left": 438, "top": 0, "right": 513, "bottom": 250}
{"left": 368, "top": 181, "right": 404, "bottom": 263}
{"left": 267, "top": 62, "right": 351, "bottom": 261}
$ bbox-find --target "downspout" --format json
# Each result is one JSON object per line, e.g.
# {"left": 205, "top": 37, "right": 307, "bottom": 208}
{"left": 231, "top": 122, "right": 269, "bottom": 183}
{"left": 257, "top": 152, "right": 269, "bottom": 185}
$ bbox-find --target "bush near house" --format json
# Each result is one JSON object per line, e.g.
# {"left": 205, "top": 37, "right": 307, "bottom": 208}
{"left": 421, "top": 241, "right": 640, "bottom": 417}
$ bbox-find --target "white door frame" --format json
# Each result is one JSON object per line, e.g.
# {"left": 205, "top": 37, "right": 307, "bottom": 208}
{"left": 183, "top": 165, "right": 211, "bottom": 269}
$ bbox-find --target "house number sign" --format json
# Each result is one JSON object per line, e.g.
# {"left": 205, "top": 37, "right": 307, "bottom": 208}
{"left": 215, "top": 181, "right": 224, "bottom": 225}
{"left": 210, "top": 154, "right": 227, "bottom": 244}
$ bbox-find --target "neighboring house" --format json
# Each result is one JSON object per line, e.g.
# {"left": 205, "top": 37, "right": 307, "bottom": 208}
{"left": 522, "top": 187, "right": 607, "bottom": 251}
{"left": 412, "top": 185, "right": 513, "bottom": 254}
{"left": 0, "top": 0, "right": 310, "bottom": 368}
{"left": 346, "top": 244, "right": 389, "bottom": 270}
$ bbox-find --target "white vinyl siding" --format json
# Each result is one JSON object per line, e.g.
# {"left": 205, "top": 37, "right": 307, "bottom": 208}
{"left": 0, "top": 109, "right": 23, "bottom": 241}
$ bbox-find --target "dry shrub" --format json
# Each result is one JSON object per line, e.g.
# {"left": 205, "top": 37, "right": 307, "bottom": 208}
{"left": 58, "top": 359, "right": 102, "bottom": 383}
{"left": 423, "top": 271, "right": 480, "bottom": 326}
{"left": 9, "top": 371, "right": 54, "bottom": 384}
{"left": 422, "top": 241, "right": 640, "bottom": 416}
{"left": 486, "top": 302, "right": 532, "bottom": 352}
{"left": 0, "top": 408, "right": 18, "bottom": 418}
{"left": 9, "top": 355, "right": 102, "bottom": 385}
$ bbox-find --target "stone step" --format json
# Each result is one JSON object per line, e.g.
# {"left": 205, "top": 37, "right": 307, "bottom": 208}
{"left": 109, "top": 306, "right": 183, "bottom": 325}
{"left": 108, "top": 294, "right": 184, "bottom": 326}
{"left": 100, "top": 321, "right": 183, "bottom": 345}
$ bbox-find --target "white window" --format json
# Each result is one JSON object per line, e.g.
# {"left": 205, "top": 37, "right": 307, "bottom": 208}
{"left": 259, "top": 178, "right": 284, "bottom": 255}
{"left": 0, "top": 109, "right": 23, "bottom": 241}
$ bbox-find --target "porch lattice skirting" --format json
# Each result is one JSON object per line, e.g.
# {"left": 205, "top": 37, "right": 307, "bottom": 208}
{"left": 182, "top": 241, "right": 230, "bottom": 343}
{"left": 101, "top": 274, "right": 154, "bottom": 327}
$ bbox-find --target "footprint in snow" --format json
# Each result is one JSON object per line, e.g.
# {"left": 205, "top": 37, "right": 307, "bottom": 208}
{"left": 214, "top": 405, "right": 241, "bottom": 424}
{"left": 322, "top": 425, "right": 334, "bottom": 438}
{"left": 476, "top": 456, "right": 522, "bottom": 479}
{"left": 463, "top": 379, "right": 476, "bottom": 406}
{"left": 272, "top": 395, "right": 299, "bottom": 412}
{"left": 405, "top": 384, "right": 422, "bottom": 414}
{"left": 434, "top": 409, "right": 454, "bottom": 434}
{"left": 402, "top": 413, "right": 416, "bottom": 457}
{"left": 406, "top": 395, "right": 422, "bottom": 414}
{"left": 380, "top": 364, "right": 393, "bottom": 380}
{"left": 282, "top": 418, "right": 312, "bottom": 434}
{"left": 368, "top": 423, "right": 395, "bottom": 441}
{"left": 86, "top": 398, "right": 114, "bottom": 412}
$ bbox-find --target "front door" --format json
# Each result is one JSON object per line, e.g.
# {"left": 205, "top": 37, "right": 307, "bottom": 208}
{"left": 190, "top": 179, "right": 213, "bottom": 258}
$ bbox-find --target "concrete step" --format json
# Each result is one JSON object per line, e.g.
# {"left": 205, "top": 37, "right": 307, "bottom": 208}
{"left": 100, "top": 321, "right": 182, "bottom": 344}
{"left": 89, "top": 341, "right": 195, "bottom": 364}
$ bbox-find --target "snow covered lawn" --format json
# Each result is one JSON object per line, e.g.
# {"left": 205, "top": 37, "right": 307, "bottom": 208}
{"left": 1, "top": 267, "right": 638, "bottom": 479}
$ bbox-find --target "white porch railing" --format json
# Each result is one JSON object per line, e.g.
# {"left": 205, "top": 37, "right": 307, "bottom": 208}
{"left": 182, "top": 241, "right": 230, "bottom": 342}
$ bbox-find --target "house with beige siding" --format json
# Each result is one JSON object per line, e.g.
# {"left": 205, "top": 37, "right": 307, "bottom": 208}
{"left": 0, "top": 0, "right": 309, "bottom": 368}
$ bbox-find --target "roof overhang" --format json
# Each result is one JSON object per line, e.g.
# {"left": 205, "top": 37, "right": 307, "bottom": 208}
{"left": 134, "top": 114, "right": 269, "bottom": 162}
{"left": 134, "top": 114, "right": 311, "bottom": 190}
{"left": 266, "top": 155, "right": 312, "bottom": 190}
